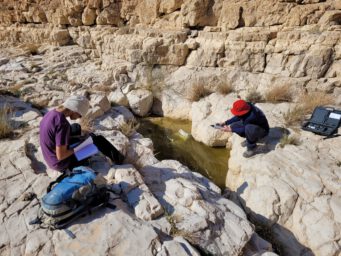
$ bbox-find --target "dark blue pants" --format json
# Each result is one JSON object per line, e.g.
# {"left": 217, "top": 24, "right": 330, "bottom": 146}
{"left": 230, "top": 121, "right": 268, "bottom": 149}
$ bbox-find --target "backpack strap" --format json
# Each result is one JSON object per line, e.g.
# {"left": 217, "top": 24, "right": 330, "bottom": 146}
{"left": 46, "top": 170, "right": 74, "bottom": 193}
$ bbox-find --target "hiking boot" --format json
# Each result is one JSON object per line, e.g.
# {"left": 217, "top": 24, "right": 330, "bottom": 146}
{"left": 243, "top": 148, "right": 256, "bottom": 158}
{"left": 241, "top": 140, "right": 247, "bottom": 147}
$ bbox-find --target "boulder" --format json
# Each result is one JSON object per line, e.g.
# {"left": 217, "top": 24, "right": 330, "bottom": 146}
{"left": 50, "top": 29, "right": 71, "bottom": 46}
{"left": 226, "top": 103, "right": 341, "bottom": 256}
{"left": 191, "top": 93, "right": 235, "bottom": 146}
{"left": 82, "top": 7, "right": 97, "bottom": 26}
{"left": 106, "top": 165, "right": 164, "bottom": 221}
{"left": 90, "top": 94, "right": 111, "bottom": 113}
{"left": 108, "top": 89, "right": 129, "bottom": 107}
{"left": 127, "top": 89, "right": 153, "bottom": 117}
{"left": 140, "top": 160, "right": 254, "bottom": 256}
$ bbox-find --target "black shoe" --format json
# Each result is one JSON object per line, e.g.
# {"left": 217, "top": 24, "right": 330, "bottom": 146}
{"left": 241, "top": 140, "right": 247, "bottom": 147}
{"left": 243, "top": 149, "right": 256, "bottom": 158}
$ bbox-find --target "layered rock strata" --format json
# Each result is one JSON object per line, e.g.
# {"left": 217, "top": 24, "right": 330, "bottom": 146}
{"left": 0, "top": 0, "right": 340, "bottom": 255}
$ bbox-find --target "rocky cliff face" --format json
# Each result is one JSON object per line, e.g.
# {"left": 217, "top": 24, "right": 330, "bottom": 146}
{"left": 0, "top": 1, "right": 340, "bottom": 256}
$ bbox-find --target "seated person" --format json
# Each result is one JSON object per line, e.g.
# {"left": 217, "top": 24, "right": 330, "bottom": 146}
{"left": 39, "top": 95, "right": 123, "bottom": 177}
{"left": 219, "top": 99, "right": 269, "bottom": 158}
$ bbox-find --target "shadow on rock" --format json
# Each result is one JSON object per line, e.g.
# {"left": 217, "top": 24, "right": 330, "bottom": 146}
{"left": 26, "top": 142, "right": 46, "bottom": 174}
{"left": 224, "top": 186, "right": 314, "bottom": 256}
{"left": 252, "top": 127, "right": 290, "bottom": 156}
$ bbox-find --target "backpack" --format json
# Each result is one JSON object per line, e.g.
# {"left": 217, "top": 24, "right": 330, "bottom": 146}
{"left": 31, "top": 166, "right": 116, "bottom": 230}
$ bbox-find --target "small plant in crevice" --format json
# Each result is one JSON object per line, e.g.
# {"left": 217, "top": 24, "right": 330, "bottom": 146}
{"left": 0, "top": 84, "right": 23, "bottom": 97}
{"left": 165, "top": 212, "right": 201, "bottom": 245}
{"left": 283, "top": 106, "right": 305, "bottom": 126}
{"left": 187, "top": 82, "right": 212, "bottom": 102}
{"left": 245, "top": 89, "right": 264, "bottom": 103}
{"left": 279, "top": 134, "right": 301, "bottom": 148}
{"left": 217, "top": 82, "right": 234, "bottom": 95}
{"left": 0, "top": 104, "right": 13, "bottom": 139}
{"left": 265, "top": 85, "right": 293, "bottom": 103}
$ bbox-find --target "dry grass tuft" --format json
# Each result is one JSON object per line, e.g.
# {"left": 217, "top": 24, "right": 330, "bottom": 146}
{"left": 119, "top": 120, "right": 139, "bottom": 137}
{"left": 283, "top": 92, "right": 334, "bottom": 126}
{"left": 0, "top": 105, "right": 13, "bottom": 139}
{"left": 217, "top": 82, "right": 234, "bottom": 95}
{"left": 0, "top": 84, "right": 22, "bottom": 97}
{"left": 245, "top": 89, "right": 264, "bottom": 103}
{"left": 28, "top": 99, "right": 49, "bottom": 110}
{"left": 265, "top": 85, "right": 293, "bottom": 103}
{"left": 187, "top": 83, "right": 212, "bottom": 102}
{"left": 166, "top": 213, "right": 201, "bottom": 244}
{"left": 19, "top": 43, "right": 41, "bottom": 55}
{"left": 91, "top": 84, "right": 112, "bottom": 93}
{"left": 279, "top": 134, "right": 301, "bottom": 148}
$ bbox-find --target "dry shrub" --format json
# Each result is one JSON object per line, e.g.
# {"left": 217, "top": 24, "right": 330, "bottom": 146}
{"left": 217, "top": 82, "right": 234, "bottom": 95}
{"left": 80, "top": 116, "right": 94, "bottom": 133}
{"left": 265, "top": 85, "right": 293, "bottom": 103}
{"left": 91, "top": 84, "right": 112, "bottom": 93}
{"left": 187, "top": 83, "right": 211, "bottom": 102}
{"left": 0, "top": 84, "right": 22, "bottom": 97}
{"left": 166, "top": 213, "right": 201, "bottom": 244}
{"left": 300, "top": 92, "right": 334, "bottom": 113}
{"left": 279, "top": 134, "right": 301, "bottom": 148}
{"left": 19, "top": 43, "right": 41, "bottom": 55}
{"left": 29, "top": 99, "right": 49, "bottom": 110}
{"left": 245, "top": 89, "right": 264, "bottom": 103}
{"left": 283, "top": 92, "right": 334, "bottom": 126}
{"left": 119, "top": 120, "right": 139, "bottom": 137}
{"left": 0, "top": 105, "right": 12, "bottom": 139}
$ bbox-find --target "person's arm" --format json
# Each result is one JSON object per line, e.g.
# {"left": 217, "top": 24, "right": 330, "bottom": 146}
{"left": 56, "top": 145, "right": 74, "bottom": 161}
{"left": 224, "top": 116, "right": 240, "bottom": 125}
{"left": 221, "top": 125, "right": 232, "bottom": 132}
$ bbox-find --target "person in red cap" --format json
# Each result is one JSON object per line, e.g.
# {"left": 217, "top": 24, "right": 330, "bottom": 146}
{"left": 218, "top": 99, "right": 269, "bottom": 157}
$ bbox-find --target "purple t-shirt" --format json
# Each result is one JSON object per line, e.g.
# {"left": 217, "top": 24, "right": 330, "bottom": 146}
{"left": 39, "top": 109, "right": 71, "bottom": 171}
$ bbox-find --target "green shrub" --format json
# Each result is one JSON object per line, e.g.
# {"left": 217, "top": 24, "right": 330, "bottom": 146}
{"left": 279, "top": 134, "right": 301, "bottom": 148}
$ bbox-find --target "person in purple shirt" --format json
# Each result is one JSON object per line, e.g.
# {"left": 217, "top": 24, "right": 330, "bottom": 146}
{"left": 40, "top": 95, "right": 123, "bottom": 177}
{"left": 218, "top": 99, "right": 269, "bottom": 158}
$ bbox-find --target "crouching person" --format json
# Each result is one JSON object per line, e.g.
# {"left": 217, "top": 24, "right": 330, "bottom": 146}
{"left": 39, "top": 95, "right": 124, "bottom": 179}
{"left": 219, "top": 99, "right": 269, "bottom": 158}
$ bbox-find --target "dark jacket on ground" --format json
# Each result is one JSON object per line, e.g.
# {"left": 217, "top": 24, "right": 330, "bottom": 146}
{"left": 224, "top": 103, "right": 270, "bottom": 135}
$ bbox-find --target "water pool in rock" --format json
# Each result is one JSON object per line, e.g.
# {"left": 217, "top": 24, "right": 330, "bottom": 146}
{"left": 138, "top": 117, "right": 229, "bottom": 189}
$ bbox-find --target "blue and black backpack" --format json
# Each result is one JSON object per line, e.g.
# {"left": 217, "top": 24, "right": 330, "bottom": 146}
{"left": 31, "top": 166, "right": 116, "bottom": 230}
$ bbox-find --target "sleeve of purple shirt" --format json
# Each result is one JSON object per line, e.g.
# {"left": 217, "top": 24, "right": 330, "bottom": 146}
{"left": 55, "top": 118, "right": 70, "bottom": 147}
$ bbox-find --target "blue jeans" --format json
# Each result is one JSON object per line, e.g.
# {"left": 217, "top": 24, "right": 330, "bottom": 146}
{"left": 230, "top": 121, "right": 268, "bottom": 149}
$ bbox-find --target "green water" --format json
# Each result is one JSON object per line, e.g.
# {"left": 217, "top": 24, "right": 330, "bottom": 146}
{"left": 137, "top": 117, "right": 229, "bottom": 189}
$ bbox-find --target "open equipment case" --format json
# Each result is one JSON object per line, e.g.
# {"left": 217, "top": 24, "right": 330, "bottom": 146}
{"left": 302, "top": 106, "right": 341, "bottom": 137}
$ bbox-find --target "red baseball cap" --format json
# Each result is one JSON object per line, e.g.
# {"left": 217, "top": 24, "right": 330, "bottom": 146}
{"left": 230, "top": 100, "right": 251, "bottom": 116}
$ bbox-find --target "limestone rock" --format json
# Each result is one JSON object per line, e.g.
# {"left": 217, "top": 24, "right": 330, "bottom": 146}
{"left": 90, "top": 94, "right": 111, "bottom": 113}
{"left": 140, "top": 160, "right": 254, "bottom": 255}
{"left": 191, "top": 93, "right": 235, "bottom": 146}
{"left": 107, "top": 165, "right": 164, "bottom": 221}
{"left": 157, "top": 236, "right": 201, "bottom": 256}
{"left": 108, "top": 89, "right": 129, "bottom": 107}
{"left": 82, "top": 7, "right": 97, "bottom": 26}
{"left": 127, "top": 89, "right": 153, "bottom": 117}
{"left": 226, "top": 103, "right": 341, "bottom": 256}
{"left": 50, "top": 29, "right": 71, "bottom": 46}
